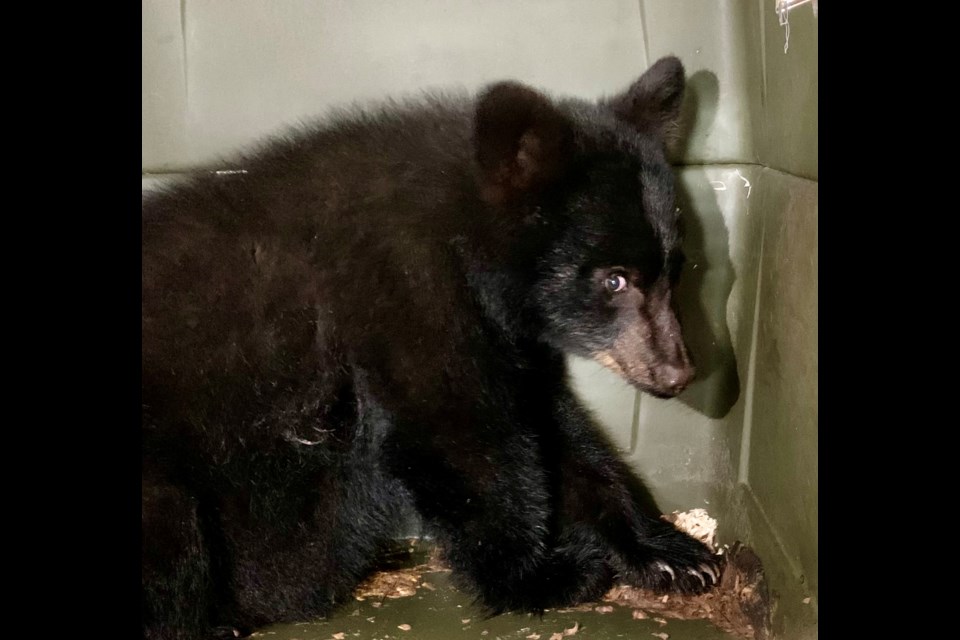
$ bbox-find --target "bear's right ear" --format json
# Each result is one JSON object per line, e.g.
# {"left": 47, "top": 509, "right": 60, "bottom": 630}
{"left": 474, "top": 82, "right": 573, "bottom": 205}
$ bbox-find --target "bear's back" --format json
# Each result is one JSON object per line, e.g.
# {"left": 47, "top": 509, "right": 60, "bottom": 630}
{"left": 141, "top": 94, "right": 490, "bottom": 473}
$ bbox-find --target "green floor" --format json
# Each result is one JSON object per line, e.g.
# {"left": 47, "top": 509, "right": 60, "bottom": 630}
{"left": 252, "top": 544, "right": 743, "bottom": 640}
{"left": 254, "top": 568, "right": 738, "bottom": 640}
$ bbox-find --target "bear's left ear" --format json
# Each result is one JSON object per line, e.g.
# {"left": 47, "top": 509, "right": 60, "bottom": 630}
{"left": 607, "top": 56, "right": 686, "bottom": 139}
{"left": 474, "top": 82, "right": 573, "bottom": 205}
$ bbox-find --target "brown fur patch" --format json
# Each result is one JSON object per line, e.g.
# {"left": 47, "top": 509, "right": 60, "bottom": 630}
{"left": 593, "top": 325, "right": 654, "bottom": 388}
{"left": 592, "top": 351, "right": 626, "bottom": 377}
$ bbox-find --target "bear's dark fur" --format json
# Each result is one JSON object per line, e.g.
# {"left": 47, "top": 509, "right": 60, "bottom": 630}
{"left": 142, "top": 56, "right": 720, "bottom": 640}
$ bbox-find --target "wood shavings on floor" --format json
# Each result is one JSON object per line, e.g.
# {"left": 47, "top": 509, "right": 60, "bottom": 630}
{"left": 354, "top": 542, "right": 451, "bottom": 600}
{"left": 351, "top": 512, "right": 771, "bottom": 640}
{"left": 602, "top": 542, "right": 771, "bottom": 640}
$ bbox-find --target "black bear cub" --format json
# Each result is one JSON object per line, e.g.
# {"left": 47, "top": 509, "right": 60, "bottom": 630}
{"left": 142, "top": 56, "right": 720, "bottom": 640}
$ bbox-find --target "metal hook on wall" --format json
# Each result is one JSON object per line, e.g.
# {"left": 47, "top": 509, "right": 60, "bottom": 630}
{"left": 776, "top": 0, "right": 818, "bottom": 54}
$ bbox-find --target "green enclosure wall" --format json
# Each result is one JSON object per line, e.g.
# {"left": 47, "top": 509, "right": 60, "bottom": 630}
{"left": 142, "top": 2, "right": 818, "bottom": 638}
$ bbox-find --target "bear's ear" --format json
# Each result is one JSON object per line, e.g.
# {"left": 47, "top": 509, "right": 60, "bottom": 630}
{"left": 474, "top": 82, "right": 573, "bottom": 205}
{"left": 607, "top": 56, "right": 685, "bottom": 139}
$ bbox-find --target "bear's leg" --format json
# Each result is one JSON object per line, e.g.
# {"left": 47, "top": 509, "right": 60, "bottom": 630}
{"left": 381, "top": 406, "right": 617, "bottom": 613}
{"left": 549, "top": 391, "right": 722, "bottom": 594}
{"left": 142, "top": 474, "right": 222, "bottom": 640}
{"left": 224, "top": 460, "right": 411, "bottom": 628}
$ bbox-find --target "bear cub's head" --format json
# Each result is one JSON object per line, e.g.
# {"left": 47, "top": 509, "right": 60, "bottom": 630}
{"left": 474, "top": 56, "right": 694, "bottom": 399}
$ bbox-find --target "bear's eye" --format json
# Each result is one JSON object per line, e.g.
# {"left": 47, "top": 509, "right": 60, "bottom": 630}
{"left": 604, "top": 274, "right": 628, "bottom": 293}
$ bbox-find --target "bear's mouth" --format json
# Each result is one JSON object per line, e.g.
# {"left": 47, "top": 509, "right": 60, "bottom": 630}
{"left": 592, "top": 350, "right": 693, "bottom": 399}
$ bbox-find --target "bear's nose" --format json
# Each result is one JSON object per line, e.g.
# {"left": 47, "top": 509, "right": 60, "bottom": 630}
{"left": 659, "top": 363, "right": 695, "bottom": 395}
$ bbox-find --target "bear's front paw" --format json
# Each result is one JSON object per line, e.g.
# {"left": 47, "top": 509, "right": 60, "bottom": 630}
{"left": 631, "top": 523, "right": 724, "bottom": 595}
